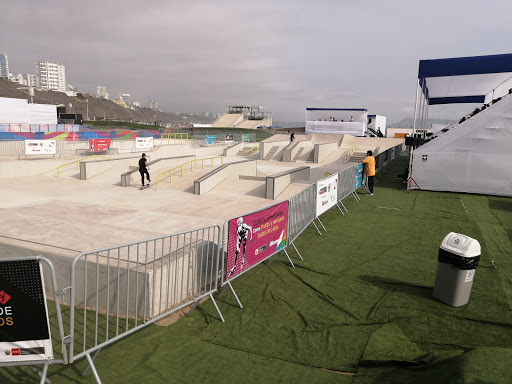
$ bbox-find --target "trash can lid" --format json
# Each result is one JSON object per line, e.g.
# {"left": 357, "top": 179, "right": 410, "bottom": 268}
{"left": 440, "top": 232, "right": 481, "bottom": 257}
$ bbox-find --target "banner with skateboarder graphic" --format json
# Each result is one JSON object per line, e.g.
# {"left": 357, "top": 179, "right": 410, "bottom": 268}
{"left": 0, "top": 259, "right": 53, "bottom": 363}
{"left": 225, "top": 201, "right": 288, "bottom": 280}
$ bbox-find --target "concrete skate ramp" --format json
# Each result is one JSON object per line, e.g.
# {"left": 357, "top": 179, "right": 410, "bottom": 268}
{"left": 265, "top": 166, "right": 310, "bottom": 200}
{"left": 211, "top": 113, "right": 243, "bottom": 128}
{"left": 194, "top": 159, "right": 256, "bottom": 195}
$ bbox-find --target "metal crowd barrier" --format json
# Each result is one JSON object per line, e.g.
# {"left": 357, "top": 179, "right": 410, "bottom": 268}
{"left": 67, "top": 225, "right": 223, "bottom": 382}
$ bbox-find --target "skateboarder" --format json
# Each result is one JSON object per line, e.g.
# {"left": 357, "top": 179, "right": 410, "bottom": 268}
{"left": 228, "top": 217, "right": 253, "bottom": 277}
{"left": 139, "top": 153, "right": 150, "bottom": 188}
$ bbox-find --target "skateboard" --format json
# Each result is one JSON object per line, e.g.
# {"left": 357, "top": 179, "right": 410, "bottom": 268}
{"left": 140, "top": 184, "right": 150, "bottom": 190}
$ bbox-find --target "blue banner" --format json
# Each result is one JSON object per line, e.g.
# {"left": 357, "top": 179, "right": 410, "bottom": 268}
{"left": 205, "top": 135, "right": 215, "bottom": 144}
{"left": 354, "top": 164, "right": 363, "bottom": 189}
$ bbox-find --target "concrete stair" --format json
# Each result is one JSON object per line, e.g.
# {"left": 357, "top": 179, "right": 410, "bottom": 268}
{"left": 349, "top": 151, "right": 368, "bottom": 162}
{"left": 236, "top": 147, "right": 252, "bottom": 156}
{"left": 264, "top": 146, "right": 279, "bottom": 160}
{"left": 306, "top": 150, "right": 314, "bottom": 163}
{"left": 292, "top": 147, "right": 304, "bottom": 162}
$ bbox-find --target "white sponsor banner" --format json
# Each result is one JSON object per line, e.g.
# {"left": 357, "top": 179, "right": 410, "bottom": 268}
{"left": 135, "top": 137, "right": 154, "bottom": 149}
{"left": 24, "top": 140, "right": 56, "bottom": 155}
{"left": 316, "top": 173, "right": 339, "bottom": 216}
{"left": 0, "top": 260, "right": 53, "bottom": 363}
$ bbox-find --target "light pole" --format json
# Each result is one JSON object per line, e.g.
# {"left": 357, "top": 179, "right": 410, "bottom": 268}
{"left": 86, "top": 99, "right": 89, "bottom": 120}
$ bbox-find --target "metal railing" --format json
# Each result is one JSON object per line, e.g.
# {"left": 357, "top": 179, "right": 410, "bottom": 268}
{"left": 156, "top": 157, "right": 223, "bottom": 191}
{"left": 67, "top": 225, "right": 224, "bottom": 377}
{"left": 56, "top": 155, "right": 110, "bottom": 178}
{"left": 161, "top": 133, "right": 189, "bottom": 144}
{"left": 342, "top": 145, "right": 359, "bottom": 162}
{"left": 287, "top": 183, "right": 316, "bottom": 245}
{"left": 244, "top": 143, "right": 260, "bottom": 156}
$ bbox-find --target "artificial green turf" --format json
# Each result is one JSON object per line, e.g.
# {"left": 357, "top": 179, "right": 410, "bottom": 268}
{"left": 2, "top": 152, "right": 511, "bottom": 383}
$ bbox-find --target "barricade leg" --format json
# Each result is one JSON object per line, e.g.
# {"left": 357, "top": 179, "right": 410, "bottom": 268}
{"left": 336, "top": 203, "right": 345, "bottom": 216}
{"left": 316, "top": 217, "right": 326, "bottom": 231}
{"left": 339, "top": 201, "right": 348, "bottom": 213}
{"left": 352, "top": 191, "right": 360, "bottom": 202}
{"left": 267, "top": 249, "right": 295, "bottom": 268}
{"left": 83, "top": 350, "right": 102, "bottom": 384}
{"left": 291, "top": 242, "right": 304, "bottom": 261}
{"left": 227, "top": 282, "right": 243, "bottom": 309}
{"left": 312, "top": 221, "right": 322, "bottom": 235}
{"left": 28, "top": 364, "right": 50, "bottom": 384}
{"left": 209, "top": 292, "right": 226, "bottom": 322}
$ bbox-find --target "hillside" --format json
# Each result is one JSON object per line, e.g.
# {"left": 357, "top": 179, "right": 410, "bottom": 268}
{"left": 0, "top": 79, "right": 213, "bottom": 127}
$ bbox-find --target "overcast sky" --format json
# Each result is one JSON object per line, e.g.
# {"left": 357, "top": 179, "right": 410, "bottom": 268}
{"left": 2, "top": 0, "right": 511, "bottom": 123}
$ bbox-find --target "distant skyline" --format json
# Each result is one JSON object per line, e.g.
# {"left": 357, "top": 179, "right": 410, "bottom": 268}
{"left": 2, "top": 1, "right": 512, "bottom": 123}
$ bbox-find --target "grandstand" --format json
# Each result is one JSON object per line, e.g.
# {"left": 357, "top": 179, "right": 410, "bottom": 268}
{"left": 211, "top": 105, "right": 272, "bottom": 129}
{"left": 409, "top": 53, "right": 512, "bottom": 197}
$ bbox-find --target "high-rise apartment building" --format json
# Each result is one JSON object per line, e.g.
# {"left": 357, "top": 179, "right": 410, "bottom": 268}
{"left": 0, "top": 53, "right": 9, "bottom": 79}
{"left": 97, "top": 86, "right": 108, "bottom": 99}
{"left": 149, "top": 100, "right": 159, "bottom": 110}
{"left": 36, "top": 61, "right": 66, "bottom": 91}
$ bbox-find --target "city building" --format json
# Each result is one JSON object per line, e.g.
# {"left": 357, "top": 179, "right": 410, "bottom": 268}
{"left": 8, "top": 73, "right": 37, "bottom": 87}
{"left": 36, "top": 61, "right": 66, "bottom": 92}
{"left": 118, "top": 93, "right": 130, "bottom": 105}
{"left": 0, "top": 53, "right": 8, "bottom": 79}
{"left": 97, "top": 86, "right": 108, "bottom": 99}
{"left": 132, "top": 101, "right": 141, "bottom": 107}
{"left": 149, "top": 99, "right": 158, "bottom": 110}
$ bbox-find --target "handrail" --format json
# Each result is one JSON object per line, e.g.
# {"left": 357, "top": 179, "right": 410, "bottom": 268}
{"left": 342, "top": 145, "right": 359, "bottom": 163}
{"left": 161, "top": 133, "right": 189, "bottom": 145}
{"left": 156, "top": 156, "right": 223, "bottom": 191}
{"left": 56, "top": 155, "right": 110, "bottom": 178}
{"left": 244, "top": 143, "right": 260, "bottom": 157}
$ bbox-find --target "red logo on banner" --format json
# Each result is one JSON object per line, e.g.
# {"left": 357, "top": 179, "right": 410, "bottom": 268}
{"left": 11, "top": 348, "right": 20, "bottom": 356}
{"left": 0, "top": 291, "right": 11, "bottom": 304}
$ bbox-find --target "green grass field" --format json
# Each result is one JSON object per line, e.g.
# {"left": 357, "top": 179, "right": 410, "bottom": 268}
{"left": 3, "top": 153, "right": 512, "bottom": 383}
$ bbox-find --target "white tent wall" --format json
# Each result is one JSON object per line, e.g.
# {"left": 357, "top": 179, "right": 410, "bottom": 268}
{"left": 306, "top": 108, "right": 368, "bottom": 136}
{"left": 28, "top": 104, "right": 57, "bottom": 124}
{"left": 411, "top": 94, "right": 512, "bottom": 197}
{"left": 484, "top": 76, "right": 512, "bottom": 103}
{"left": 0, "top": 97, "right": 29, "bottom": 124}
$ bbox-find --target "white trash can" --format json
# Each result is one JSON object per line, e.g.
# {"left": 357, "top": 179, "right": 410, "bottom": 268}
{"left": 432, "top": 232, "right": 481, "bottom": 307}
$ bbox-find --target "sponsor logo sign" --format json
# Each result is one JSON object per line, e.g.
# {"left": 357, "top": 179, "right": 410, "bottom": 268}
{"left": 226, "top": 201, "right": 288, "bottom": 280}
{"left": 89, "top": 138, "right": 111, "bottom": 151}
{"left": 354, "top": 164, "right": 363, "bottom": 189}
{"left": 242, "top": 134, "right": 249, "bottom": 142}
{"left": 205, "top": 135, "right": 215, "bottom": 145}
{"left": 24, "top": 140, "right": 56, "bottom": 155}
{"left": 135, "top": 137, "right": 154, "bottom": 149}
{"left": 0, "top": 260, "right": 53, "bottom": 363}
{"left": 225, "top": 134, "right": 234, "bottom": 143}
{"left": 316, "top": 174, "right": 339, "bottom": 216}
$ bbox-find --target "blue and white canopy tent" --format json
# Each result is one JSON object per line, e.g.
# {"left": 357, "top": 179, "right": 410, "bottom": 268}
{"left": 410, "top": 53, "right": 512, "bottom": 197}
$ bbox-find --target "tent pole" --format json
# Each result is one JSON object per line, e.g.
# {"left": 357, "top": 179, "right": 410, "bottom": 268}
{"left": 409, "top": 81, "right": 420, "bottom": 191}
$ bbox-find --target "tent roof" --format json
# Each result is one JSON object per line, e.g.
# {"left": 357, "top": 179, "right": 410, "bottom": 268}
{"left": 418, "top": 53, "right": 512, "bottom": 105}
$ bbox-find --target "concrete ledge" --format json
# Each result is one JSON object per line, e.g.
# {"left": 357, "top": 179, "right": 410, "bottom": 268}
{"left": 194, "top": 159, "right": 257, "bottom": 195}
{"left": 266, "top": 166, "right": 310, "bottom": 199}
{"left": 80, "top": 155, "right": 143, "bottom": 180}
{"left": 223, "top": 142, "right": 245, "bottom": 156}
{"left": 121, "top": 155, "right": 195, "bottom": 187}
{"left": 315, "top": 142, "right": 339, "bottom": 163}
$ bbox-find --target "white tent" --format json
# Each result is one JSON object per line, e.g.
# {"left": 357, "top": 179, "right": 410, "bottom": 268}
{"left": 305, "top": 108, "right": 368, "bottom": 136}
{"left": 410, "top": 53, "right": 512, "bottom": 197}
{"left": 0, "top": 97, "right": 57, "bottom": 124}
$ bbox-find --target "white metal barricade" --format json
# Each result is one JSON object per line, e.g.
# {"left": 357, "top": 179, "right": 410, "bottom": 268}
{"left": 67, "top": 225, "right": 223, "bottom": 383}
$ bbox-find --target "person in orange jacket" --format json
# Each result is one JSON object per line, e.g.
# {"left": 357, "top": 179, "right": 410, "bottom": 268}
{"left": 361, "top": 150, "right": 375, "bottom": 195}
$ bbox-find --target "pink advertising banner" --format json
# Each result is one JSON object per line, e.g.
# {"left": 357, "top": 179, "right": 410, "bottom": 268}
{"left": 226, "top": 201, "right": 288, "bottom": 280}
